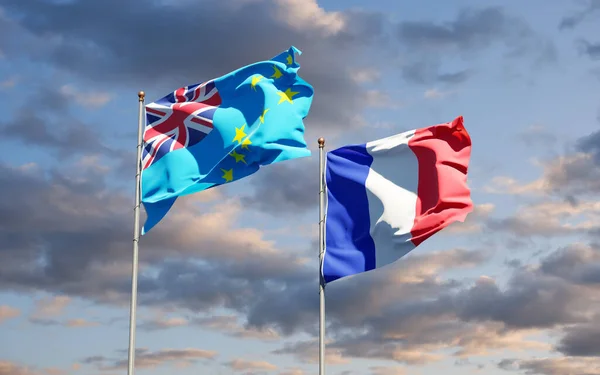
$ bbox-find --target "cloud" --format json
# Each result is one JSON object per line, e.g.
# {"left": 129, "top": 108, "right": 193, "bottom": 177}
{"left": 484, "top": 153, "right": 600, "bottom": 198}
{"left": 0, "top": 361, "right": 67, "bottom": 375}
{"left": 42, "top": 369, "right": 66, "bottom": 375}
{"left": 242, "top": 158, "right": 319, "bottom": 216}
{"left": 58, "top": 85, "right": 112, "bottom": 108}
{"left": 273, "top": 0, "right": 345, "bottom": 35}
{"left": 324, "top": 313, "right": 548, "bottom": 364}
{"left": 349, "top": 67, "right": 381, "bottom": 84}
{"left": 457, "top": 280, "right": 570, "bottom": 329}
{"left": 0, "top": 2, "right": 556, "bottom": 136}
{"left": 487, "top": 125, "right": 600, "bottom": 201}
{"left": 127, "top": 348, "right": 217, "bottom": 369}
{"left": 397, "top": 7, "right": 519, "bottom": 51}
{"left": 337, "top": 340, "right": 445, "bottom": 365}
{"left": 0, "top": 59, "right": 597, "bottom": 374}
{"left": 453, "top": 248, "right": 599, "bottom": 329}
{"left": 517, "top": 125, "right": 558, "bottom": 148}
{"left": 269, "top": 243, "right": 600, "bottom": 366}
{"left": 3, "top": 154, "right": 600, "bottom": 369}
{"left": 365, "top": 90, "right": 397, "bottom": 108}
{"left": 485, "top": 199, "right": 600, "bottom": 238}
{"left": 0, "top": 75, "right": 17, "bottom": 89}
{"left": 437, "top": 70, "right": 472, "bottom": 83}
{"left": 29, "top": 296, "right": 70, "bottom": 320}
{"left": 245, "top": 248, "right": 490, "bottom": 336}
{"left": 64, "top": 318, "right": 100, "bottom": 328}
{"left": 369, "top": 367, "right": 406, "bottom": 375}
{"left": 577, "top": 39, "right": 600, "bottom": 60}
{"left": 0, "top": 3, "right": 597, "bottom": 375}
{"left": 277, "top": 320, "right": 547, "bottom": 366}
{"left": 1, "top": 110, "right": 109, "bottom": 158}
{"left": 501, "top": 357, "right": 600, "bottom": 375}
{"left": 278, "top": 368, "right": 305, "bottom": 375}
{"left": 483, "top": 175, "right": 546, "bottom": 195}
{"left": 83, "top": 348, "right": 218, "bottom": 370}
{"left": 139, "top": 316, "right": 189, "bottom": 330}
{"left": 0, "top": 305, "right": 20, "bottom": 323}
{"left": 576, "top": 128, "right": 600, "bottom": 162}
{"left": 395, "top": 7, "right": 556, "bottom": 84}
{"left": 0, "top": 361, "right": 37, "bottom": 375}
{"left": 0, "top": 158, "right": 314, "bottom": 311}
{"left": 0, "top": 84, "right": 112, "bottom": 158}
{"left": 272, "top": 339, "right": 350, "bottom": 365}
{"left": 540, "top": 243, "right": 600, "bottom": 285}
{"left": 0, "top": 0, "right": 387, "bottom": 136}
{"left": 193, "top": 315, "right": 280, "bottom": 340}
{"left": 423, "top": 88, "right": 455, "bottom": 99}
{"left": 559, "top": 0, "right": 600, "bottom": 30}
{"left": 28, "top": 317, "right": 100, "bottom": 328}
{"left": 444, "top": 203, "right": 495, "bottom": 234}
{"left": 557, "top": 324, "right": 600, "bottom": 356}
{"left": 0, "top": 9, "right": 45, "bottom": 60}
{"left": 454, "top": 358, "right": 485, "bottom": 369}
{"left": 226, "top": 359, "right": 278, "bottom": 371}
{"left": 140, "top": 314, "right": 280, "bottom": 340}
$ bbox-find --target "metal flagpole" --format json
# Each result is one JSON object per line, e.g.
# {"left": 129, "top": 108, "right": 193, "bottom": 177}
{"left": 126, "top": 90, "right": 145, "bottom": 375}
{"left": 318, "top": 137, "right": 326, "bottom": 375}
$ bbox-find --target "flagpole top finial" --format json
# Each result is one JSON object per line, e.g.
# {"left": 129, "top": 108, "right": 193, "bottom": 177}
{"left": 318, "top": 138, "right": 325, "bottom": 148}
{"left": 138, "top": 91, "right": 145, "bottom": 101}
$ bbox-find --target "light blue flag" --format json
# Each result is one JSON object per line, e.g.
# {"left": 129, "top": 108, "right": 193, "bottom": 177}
{"left": 140, "top": 46, "right": 314, "bottom": 234}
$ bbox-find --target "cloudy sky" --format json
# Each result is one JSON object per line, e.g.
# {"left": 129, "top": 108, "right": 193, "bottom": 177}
{"left": 1, "top": 0, "right": 600, "bottom": 374}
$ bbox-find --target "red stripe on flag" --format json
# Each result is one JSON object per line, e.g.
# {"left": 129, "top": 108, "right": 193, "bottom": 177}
{"left": 408, "top": 116, "right": 473, "bottom": 246}
{"left": 190, "top": 117, "right": 214, "bottom": 128}
{"left": 146, "top": 107, "right": 166, "bottom": 116}
{"left": 203, "top": 92, "right": 222, "bottom": 107}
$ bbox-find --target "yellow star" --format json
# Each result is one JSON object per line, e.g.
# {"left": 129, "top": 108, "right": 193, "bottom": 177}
{"left": 221, "top": 168, "right": 233, "bottom": 182}
{"left": 241, "top": 137, "right": 252, "bottom": 150}
{"left": 251, "top": 75, "right": 263, "bottom": 90}
{"left": 271, "top": 65, "right": 283, "bottom": 79}
{"left": 229, "top": 150, "right": 247, "bottom": 164}
{"left": 259, "top": 108, "right": 269, "bottom": 123}
{"left": 233, "top": 124, "right": 247, "bottom": 144}
{"left": 277, "top": 88, "right": 299, "bottom": 105}
{"left": 286, "top": 54, "right": 293, "bottom": 65}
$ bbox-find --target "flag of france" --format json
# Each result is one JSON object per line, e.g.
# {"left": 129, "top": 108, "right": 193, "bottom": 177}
{"left": 322, "top": 116, "right": 473, "bottom": 283}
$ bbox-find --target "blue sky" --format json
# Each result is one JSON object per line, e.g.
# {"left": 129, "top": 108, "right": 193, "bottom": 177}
{"left": 1, "top": 1, "right": 600, "bottom": 375}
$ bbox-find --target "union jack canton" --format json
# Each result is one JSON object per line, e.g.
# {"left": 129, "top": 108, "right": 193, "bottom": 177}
{"left": 142, "top": 81, "right": 222, "bottom": 170}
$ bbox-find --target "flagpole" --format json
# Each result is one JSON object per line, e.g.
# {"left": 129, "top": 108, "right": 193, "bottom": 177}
{"left": 126, "top": 90, "right": 145, "bottom": 375}
{"left": 318, "top": 137, "right": 326, "bottom": 375}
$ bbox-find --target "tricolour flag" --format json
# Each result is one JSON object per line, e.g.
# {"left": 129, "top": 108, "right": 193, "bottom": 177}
{"left": 141, "top": 46, "right": 314, "bottom": 234}
{"left": 322, "top": 116, "right": 473, "bottom": 283}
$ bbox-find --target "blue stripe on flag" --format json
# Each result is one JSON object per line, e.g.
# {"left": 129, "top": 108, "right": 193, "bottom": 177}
{"left": 323, "top": 144, "right": 376, "bottom": 283}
